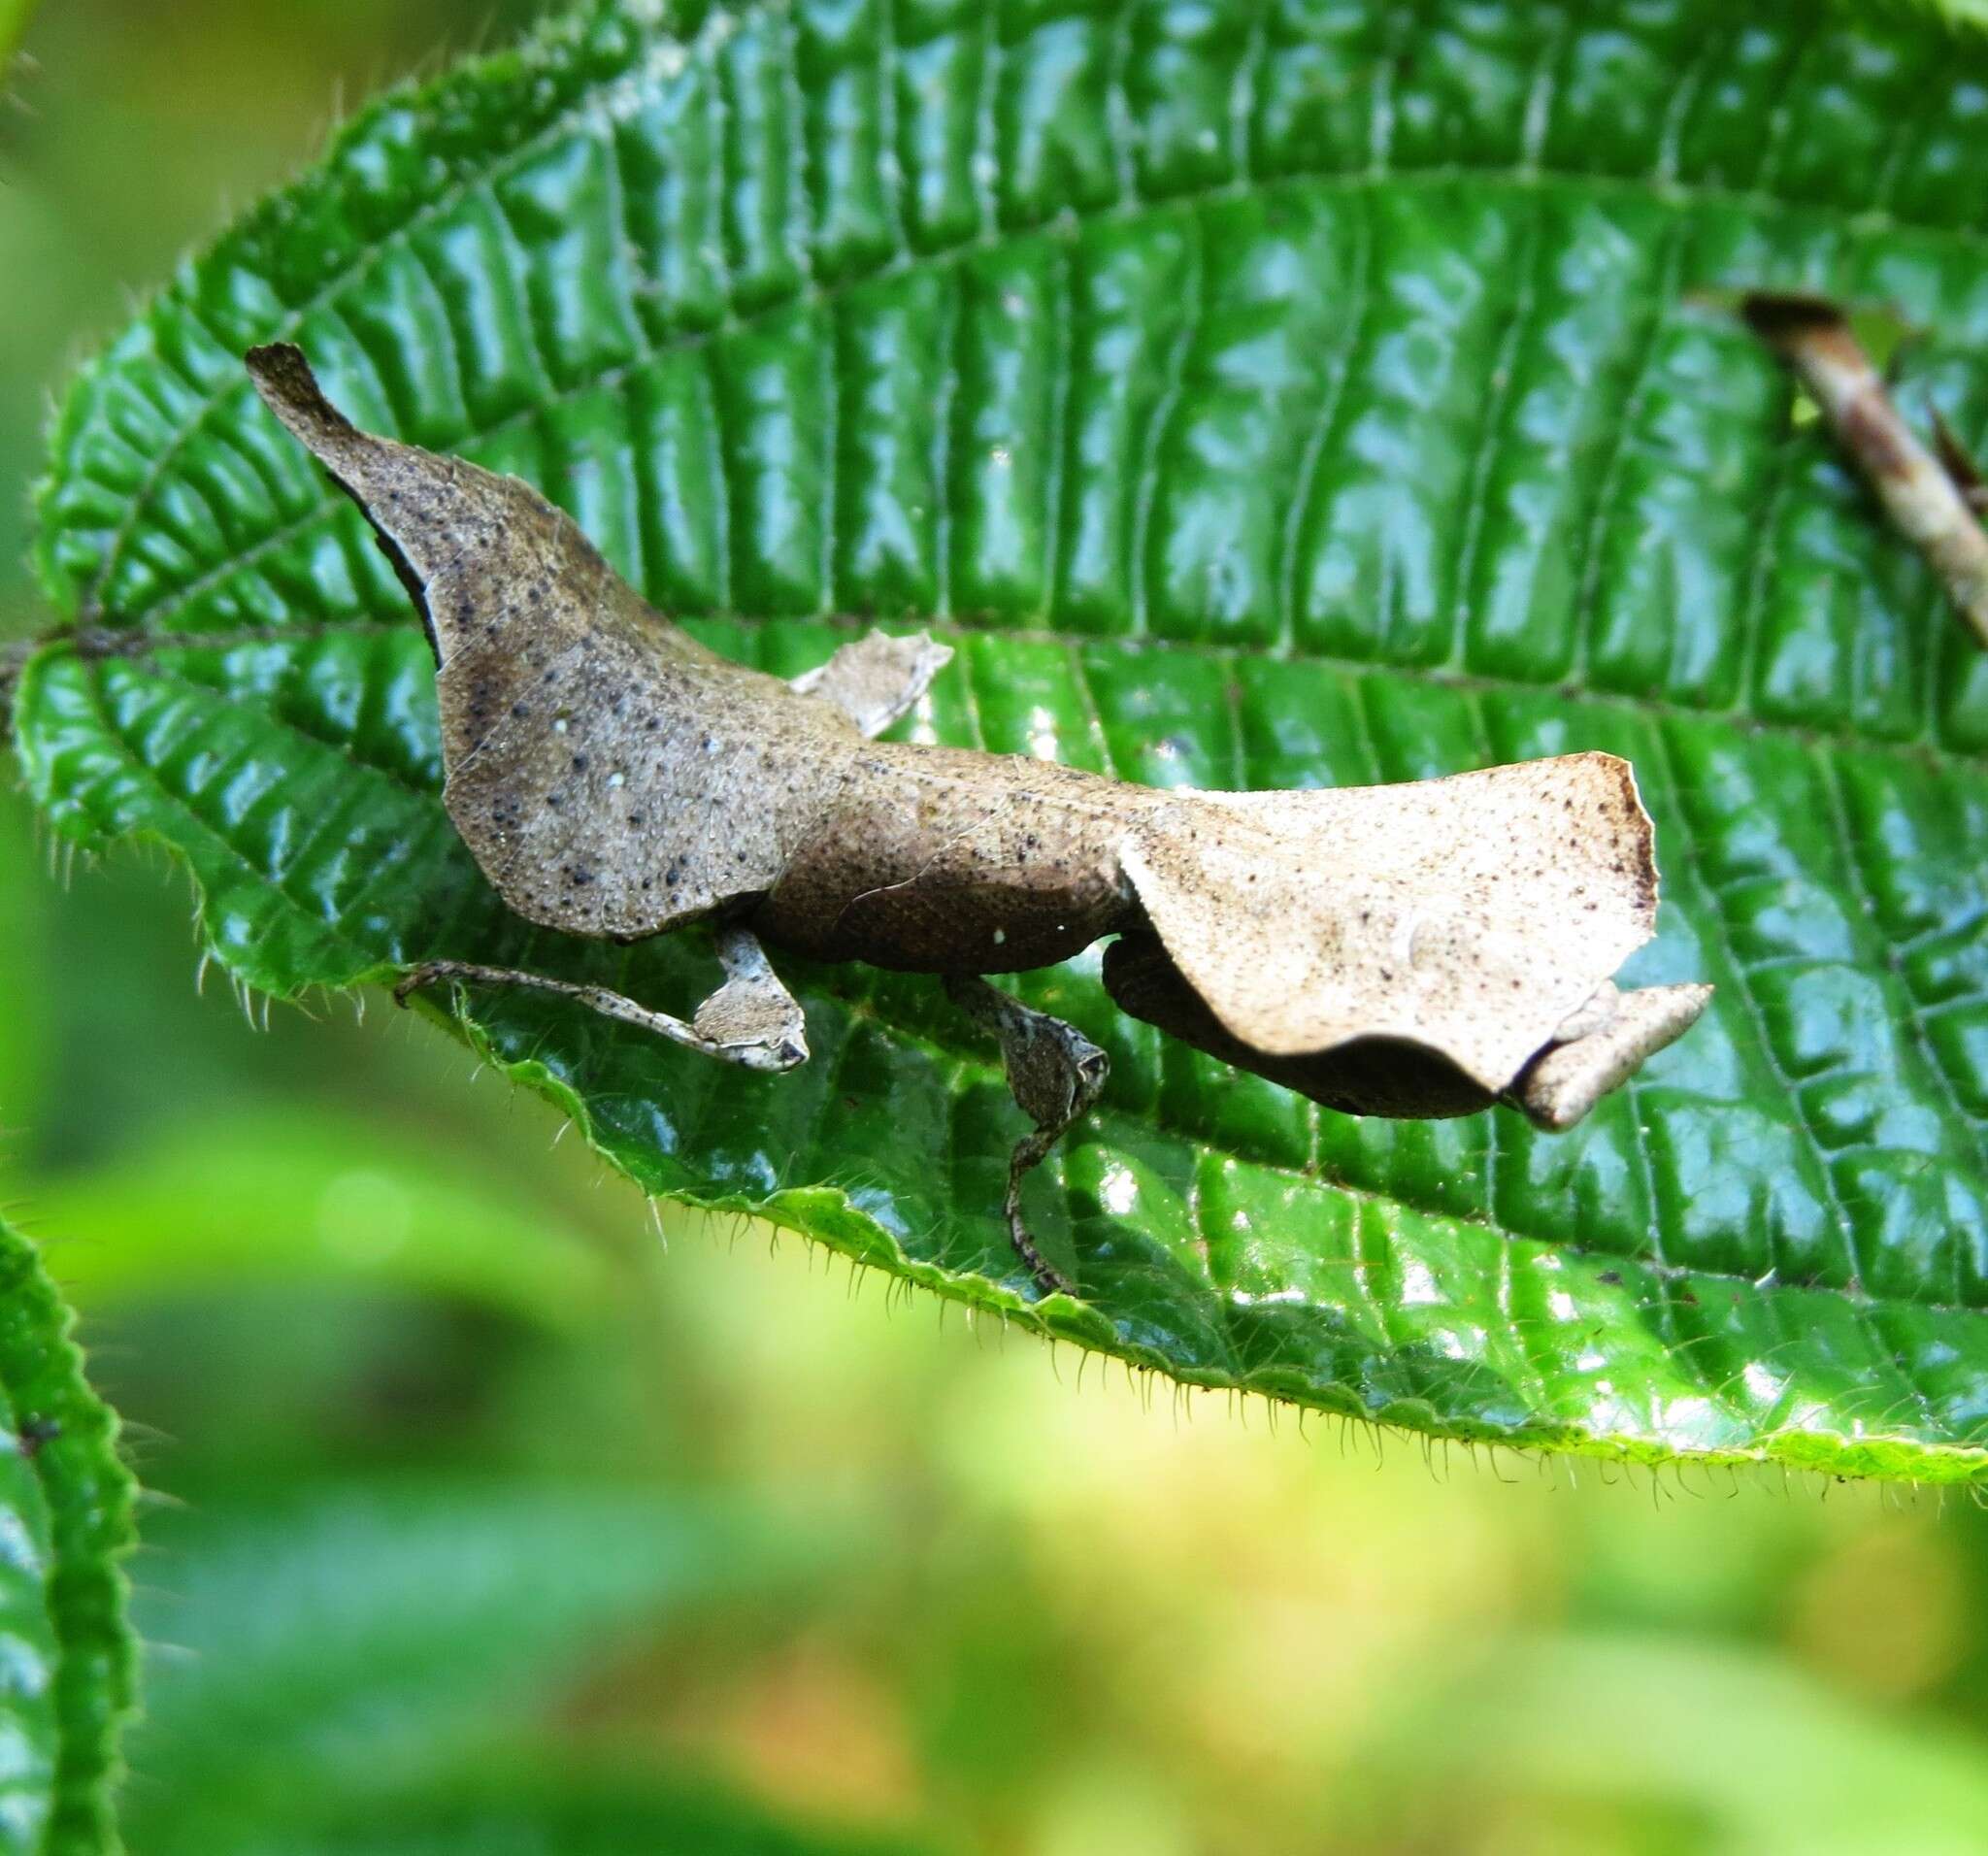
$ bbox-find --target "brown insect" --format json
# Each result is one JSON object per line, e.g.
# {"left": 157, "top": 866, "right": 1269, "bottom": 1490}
{"left": 247, "top": 345, "right": 1709, "bottom": 1297}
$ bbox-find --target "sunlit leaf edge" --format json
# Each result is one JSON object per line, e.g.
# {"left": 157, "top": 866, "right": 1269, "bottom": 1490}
{"left": 14, "top": 0, "right": 1988, "bottom": 1488}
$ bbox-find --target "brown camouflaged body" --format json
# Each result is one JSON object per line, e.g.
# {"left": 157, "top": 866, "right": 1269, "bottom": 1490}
{"left": 247, "top": 342, "right": 1707, "bottom": 1119}
{"left": 246, "top": 345, "right": 1157, "bottom": 975}
{"left": 753, "top": 747, "right": 1158, "bottom": 971}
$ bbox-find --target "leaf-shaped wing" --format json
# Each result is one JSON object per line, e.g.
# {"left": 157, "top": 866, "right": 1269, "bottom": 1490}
{"left": 1120, "top": 754, "right": 1658, "bottom": 1087}
{"left": 248, "top": 342, "right": 819, "bottom": 937}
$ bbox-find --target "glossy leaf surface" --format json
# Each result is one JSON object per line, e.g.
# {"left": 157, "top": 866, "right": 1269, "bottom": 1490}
{"left": 19, "top": 0, "right": 1988, "bottom": 1479}
{"left": 0, "top": 1219, "right": 134, "bottom": 1855}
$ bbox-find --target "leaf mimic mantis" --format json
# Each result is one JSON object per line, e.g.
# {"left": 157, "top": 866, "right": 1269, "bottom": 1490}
{"left": 246, "top": 344, "right": 1709, "bottom": 1298}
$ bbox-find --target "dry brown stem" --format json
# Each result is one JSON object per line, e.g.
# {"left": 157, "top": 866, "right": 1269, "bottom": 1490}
{"left": 1743, "top": 291, "right": 1988, "bottom": 646}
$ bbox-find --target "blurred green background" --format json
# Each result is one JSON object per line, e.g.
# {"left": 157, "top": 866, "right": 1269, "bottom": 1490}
{"left": 7, "top": 4, "right": 1988, "bottom": 1852}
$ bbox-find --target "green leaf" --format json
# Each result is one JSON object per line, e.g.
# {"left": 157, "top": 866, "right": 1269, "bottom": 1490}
{"left": 0, "top": 1217, "right": 136, "bottom": 1855}
{"left": 19, "top": 0, "right": 1988, "bottom": 1481}
{"left": 119, "top": 1479, "right": 807, "bottom": 1855}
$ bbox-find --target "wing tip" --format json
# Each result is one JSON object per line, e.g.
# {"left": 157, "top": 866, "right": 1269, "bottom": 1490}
{"left": 1514, "top": 981, "right": 1714, "bottom": 1130}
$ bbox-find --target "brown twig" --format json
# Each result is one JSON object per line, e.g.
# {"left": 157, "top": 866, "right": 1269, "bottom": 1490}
{"left": 1742, "top": 291, "right": 1988, "bottom": 648}
{"left": 1933, "top": 409, "right": 1987, "bottom": 516}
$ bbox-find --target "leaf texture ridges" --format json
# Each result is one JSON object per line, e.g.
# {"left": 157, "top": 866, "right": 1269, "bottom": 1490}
{"left": 19, "top": 0, "right": 1988, "bottom": 1479}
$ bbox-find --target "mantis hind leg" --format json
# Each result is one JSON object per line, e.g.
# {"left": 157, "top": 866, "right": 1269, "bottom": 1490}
{"left": 944, "top": 974, "right": 1108, "bottom": 1299}
{"left": 395, "top": 925, "right": 809, "bottom": 1072}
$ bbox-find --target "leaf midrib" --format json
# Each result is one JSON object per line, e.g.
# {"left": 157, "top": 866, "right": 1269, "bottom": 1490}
{"left": 41, "top": 629, "right": 1988, "bottom": 1323}
{"left": 46, "top": 596, "right": 1988, "bottom": 812}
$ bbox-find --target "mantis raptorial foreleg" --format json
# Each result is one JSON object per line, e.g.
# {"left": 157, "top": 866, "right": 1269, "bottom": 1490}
{"left": 944, "top": 974, "right": 1109, "bottom": 1299}
{"left": 396, "top": 924, "right": 809, "bottom": 1072}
